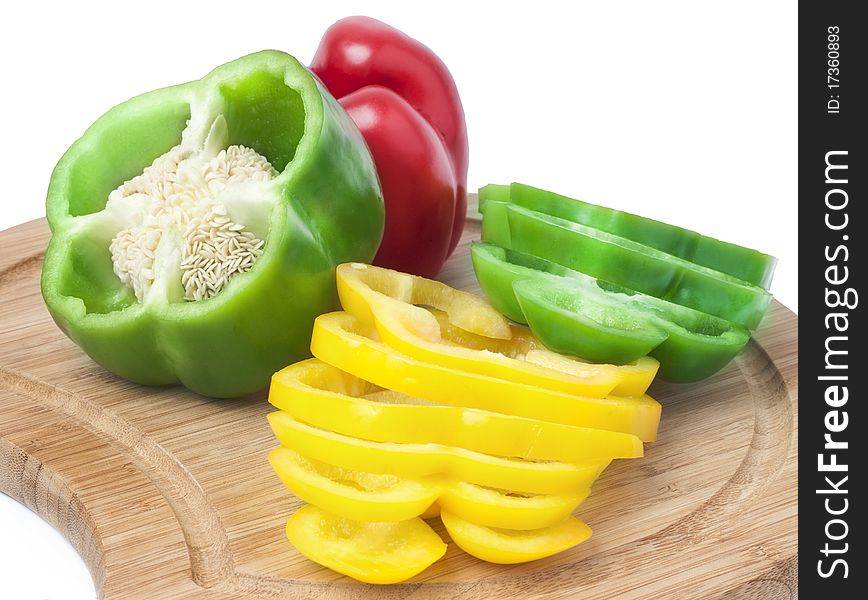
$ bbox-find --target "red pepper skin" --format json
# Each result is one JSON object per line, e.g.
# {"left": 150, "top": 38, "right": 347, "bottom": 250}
{"left": 311, "top": 16, "right": 468, "bottom": 276}
{"left": 340, "top": 86, "right": 457, "bottom": 276}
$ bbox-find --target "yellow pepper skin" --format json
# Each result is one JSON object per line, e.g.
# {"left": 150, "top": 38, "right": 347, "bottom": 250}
{"left": 310, "top": 312, "right": 662, "bottom": 441}
{"left": 269, "top": 411, "right": 607, "bottom": 495}
{"left": 285, "top": 504, "right": 446, "bottom": 584}
{"left": 269, "top": 447, "right": 588, "bottom": 530}
{"left": 336, "top": 263, "right": 619, "bottom": 398}
{"left": 440, "top": 510, "right": 592, "bottom": 564}
{"left": 269, "top": 359, "right": 645, "bottom": 462}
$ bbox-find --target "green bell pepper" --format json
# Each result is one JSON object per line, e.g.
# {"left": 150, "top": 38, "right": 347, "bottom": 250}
{"left": 41, "top": 51, "right": 384, "bottom": 397}
{"left": 470, "top": 243, "right": 751, "bottom": 382}
{"left": 481, "top": 201, "right": 771, "bottom": 330}
{"left": 516, "top": 280, "right": 668, "bottom": 366}
{"left": 471, "top": 241, "right": 571, "bottom": 323}
{"left": 478, "top": 183, "right": 511, "bottom": 208}
{"left": 479, "top": 183, "right": 776, "bottom": 290}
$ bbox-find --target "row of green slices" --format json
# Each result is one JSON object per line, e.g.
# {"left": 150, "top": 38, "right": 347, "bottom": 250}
{"left": 472, "top": 183, "right": 777, "bottom": 382}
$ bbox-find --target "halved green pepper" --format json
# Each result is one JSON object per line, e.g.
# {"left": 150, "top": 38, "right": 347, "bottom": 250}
{"left": 481, "top": 201, "right": 771, "bottom": 330}
{"left": 471, "top": 243, "right": 751, "bottom": 382}
{"left": 479, "top": 183, "right": 776, "bottom": 290}
{"left": 41, "top": 51, "right": 384, "bottom": 397}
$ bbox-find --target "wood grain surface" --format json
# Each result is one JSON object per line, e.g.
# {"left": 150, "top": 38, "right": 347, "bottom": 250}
{"left": 0, "top": 215, "right": 798, "bottom": 599}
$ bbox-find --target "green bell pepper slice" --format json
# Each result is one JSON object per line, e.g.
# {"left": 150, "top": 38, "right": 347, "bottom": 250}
{"left": 478, "top": 183, "right": 511, "bottom": 209}
{"left": 480, "top": 183, "right": 776, "bottom": 290}
{"left": 481, "top": 201, "right": 771, "bottom": 330}
{"left": 41, "top": 51, "right": 384, "bottom": 397}
{"left": 515, "top": 280, "right": 668, "bottom": 365}
{"left": 472, "top": 240, "right": 572, "bottom": 323}
{"left": 471, "top": 243, "right": 751, "bottom": 382}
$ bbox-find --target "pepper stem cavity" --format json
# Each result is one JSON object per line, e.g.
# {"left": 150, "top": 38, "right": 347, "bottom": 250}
{"left": 106, "top": 114, "right": 278, "bottom": 302}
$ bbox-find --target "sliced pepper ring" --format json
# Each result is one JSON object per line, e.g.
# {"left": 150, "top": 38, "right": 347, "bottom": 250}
{"left": 472, "top": 242, "right": 751, "bottom": 382}
{"left": 336, "top": 262, "right": 625, "bottom": 398}
{"left": 269, "top": 447, "right": 588, "bottom": 530}
{"left": 269, "top": 359, "right": 645, "bottom": 462}
{"left": 523, "top": 349, "right": 658, "bottom": 397}
{"left": 336, "top": 261, "right": 511, "bottom": 339}
{"left": 439, "top": 481, "right": 588, "bottom": 531}
{"left": 269, "top": 447, "right": 438, "bottom": 523}
{"left": 310, "top": 312, "right": 662, "bottom": 441}
{"left": 440, "top": 510, "right": 593, "bottom": 565}
{"left": 514, "top": 280, "right": 669, "bottom": 364}
{"left": 429, "top": 309, "right": 659, "bottom": 397}
{"left": 483, "top": 200, "right": 772, "bottom": 330}
{"left": 285, "top": 504, "right": 446, "bottom": 584}
{"left": 268, "top": 411, "right": 608, "bottom": 495}
{"left": 516, "top": 278, "right": 751, "bottom": 382}
{"left": 483, "top": 182, "right": 777, "bottom": 290}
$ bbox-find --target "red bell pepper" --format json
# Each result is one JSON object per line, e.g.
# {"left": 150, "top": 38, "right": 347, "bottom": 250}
{"left": 311, "top": 16, "right": 469, "bottom": 278}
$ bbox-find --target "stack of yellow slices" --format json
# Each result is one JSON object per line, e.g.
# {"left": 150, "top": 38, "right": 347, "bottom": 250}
{"left": 267, "top": 263, "right": 662, "bottom": 584}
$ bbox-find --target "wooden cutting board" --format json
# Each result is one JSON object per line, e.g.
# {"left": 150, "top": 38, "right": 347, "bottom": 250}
{"left": 0, "top": 214, "right": 798, "bottom": 599}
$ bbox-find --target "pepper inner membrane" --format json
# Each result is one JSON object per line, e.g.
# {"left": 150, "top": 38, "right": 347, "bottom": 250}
{"left": 63, "top": 71, "right": 307, "bottom": 311}
{"left": 108, "top": 120, "right": 277, "bottom": 302}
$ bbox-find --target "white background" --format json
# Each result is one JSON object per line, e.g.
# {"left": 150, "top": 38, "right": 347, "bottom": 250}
{"left": 1, "top": 1, "right": 796, "bottom": 598}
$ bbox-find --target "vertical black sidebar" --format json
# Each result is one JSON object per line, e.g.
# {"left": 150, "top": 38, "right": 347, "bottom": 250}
{"left": 799, "top": 1, "right": 865, "bottom": 596}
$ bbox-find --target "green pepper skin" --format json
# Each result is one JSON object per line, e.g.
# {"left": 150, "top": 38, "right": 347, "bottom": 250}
{"left": 470, "top": 243, "right": 751, "bottom": 382}
{"left": 477, "top": 183, "right": 510, "bottom": 213}
{"left": 481, "top": 201, "right": 771, "bottom": 330}
{"left": 41, "top": 51, "right": 384, "bottom": 397}
{"left": 488, "top": 183, "right": 777, "bottom": 290}
{"left": 471, "top": 241, "right": 574, "bottom": 323}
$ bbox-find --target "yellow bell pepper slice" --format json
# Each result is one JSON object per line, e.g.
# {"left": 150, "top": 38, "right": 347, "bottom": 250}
{"left": 441, "top": 510, "right": 592, "bottom": 565}
{"left": 310, "top": 312, "right": 662, "bottom": 441}
{"left": 269, "top": 359, "right": 645, "bottom": 462}
{"left": 269, "top": 447, "right": 438, "bottom": 523}
{"left": 268, "top": 411, "right": 607, "bottom": 495}
{"left": 432, "top": 311, "right": 659, "bottom": 398}
{"left": 438, "top": 481, "right": 588, "bottom": 530}
{"left": 421, "top": 502, "right": 441, "bottom": 519}
{"left": 523, "top": 348, "right": 658, "bottom": 398}
{"left": 336, "top": 261, "right": 512, "bottom": 339}
{"left": 285, "top": 504, "right": 446, "bottom": 584}
{"left": 269, "top": 447, "right": 588, "bottom": 530}
{"left": 336, "top": 262, "right": 620, "bottom": 398}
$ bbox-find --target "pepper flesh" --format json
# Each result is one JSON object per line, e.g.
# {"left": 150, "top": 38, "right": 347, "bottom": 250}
{"left": 270, "top": 447, "right": 438, "bottom": 523}
{"left": 440, "top": 510, "right": 592, "bottom": 565}
{"left": 285, "top": 504, "right": 446, "bottom": 584}
{"left": 41, "top": 51, "right": 384, "bottom": 397}
{"left": 482, "top": 200, "right": 772, "bottom": 330}
{"left": 336, "top": 262, "right": 511, "bottom": 339}
{"left": 427, "top": 309, "right": 659, "bottom": 397}
{"left": 311, "top": 17, "right": 468, "bottom": 277}
{"left": 310, "top": 312, "right": 662, "bottom": 441}
{"left": 516, "top": 279, "right": 751, "bottom": 382}
{"left": 268, "top": 411, "right": 608, "bottom": 495}
{"left": 336, "top": 262, "right": 639, "bottom": 397}
{"left": 439, "top": 481, "right": 588, "bottom": 531}
{"left": 269, "top": 359, "right": 645, "bottom": 462}
{"left": 269, "top": 447, "right": 588, "bottom": 529}
{"left": 480, "top": 182, "right": 777, "bottom": 289}
{"left": 472, "top": 242, "right": 751, "bottom": 381}
{"left": 516, "top": 280, "right": 667, "bottom": 365}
